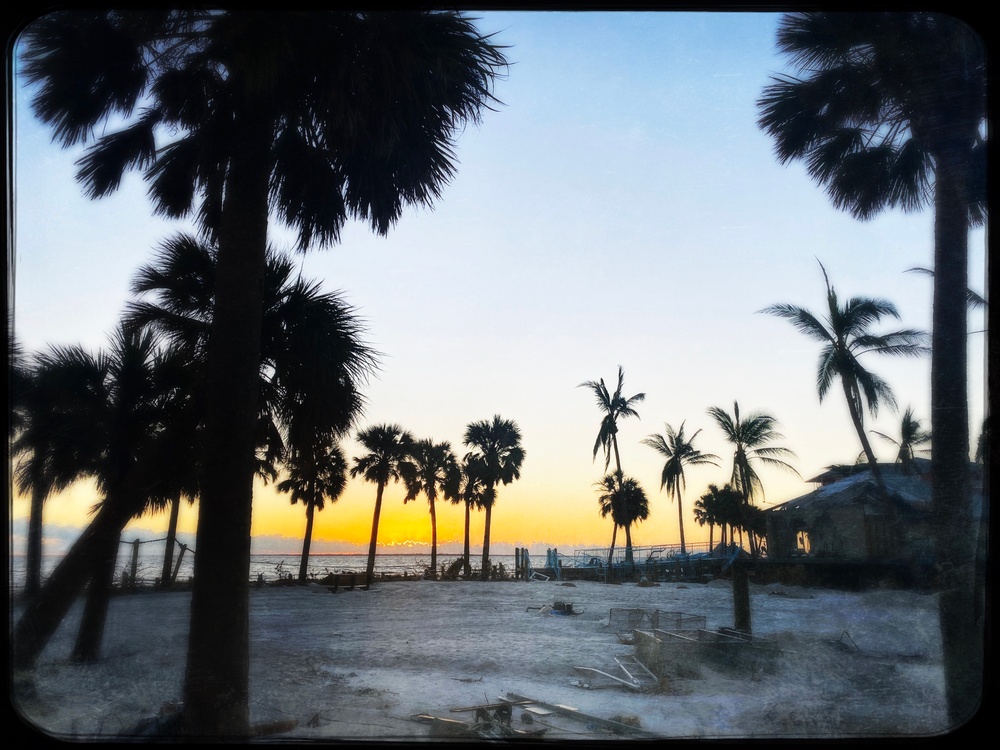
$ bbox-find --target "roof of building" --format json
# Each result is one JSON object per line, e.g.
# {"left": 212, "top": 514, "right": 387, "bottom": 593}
{"left": 769, "top": 463, "right": 933, "bottom": 514}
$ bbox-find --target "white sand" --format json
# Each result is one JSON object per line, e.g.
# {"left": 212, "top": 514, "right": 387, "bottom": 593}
{"left": 11, "top": 578, "right": 951, "bottom": 741}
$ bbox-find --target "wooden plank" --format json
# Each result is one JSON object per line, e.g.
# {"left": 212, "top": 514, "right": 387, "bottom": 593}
{"left": 502, "top": 693, "right": 658, "bottom": 738}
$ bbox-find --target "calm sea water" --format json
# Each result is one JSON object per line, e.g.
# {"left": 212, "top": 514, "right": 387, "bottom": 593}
{"left": 8, "top": 549, "right": 521, "bottom": 593}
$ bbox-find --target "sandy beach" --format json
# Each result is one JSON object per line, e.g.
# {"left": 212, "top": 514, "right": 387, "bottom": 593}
{"left": 10, "top": 575, "right": 954, "bottom": 742}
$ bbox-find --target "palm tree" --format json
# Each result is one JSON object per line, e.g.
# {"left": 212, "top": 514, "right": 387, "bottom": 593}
{"left": 594, "top": 473, "right": 650, "bottom": 566}
{"left": 403, "top": 440, "right": 459, "bottom": 579}
{"left": 871, "top": 406, "right": 932, "bottom": 475}
{"left": 20, "top": 11, "right": 506, "bottom": 735}
{"left": 351, "top": 424, "right": 416, "bottom": 583}
{"left": 449, "top": 454, "right": 486, "bottom": 578}
{"left": 757, "top": 13, "right": 985, "bottom": 724}
{"left": 707, "top": 402, "right": 798, "bottom": 556}
{"left": 760, "top": 260, "right": 927, "bottom": 487}
{"left": 579, "top": 366, "right": 645, "bottom": 476}
{"left": 463, "top": 416, "right": 525, "bottom": 580}
{"left": 277, "top": 440, "right": 348, "bottom": 583}
{"left": 641, "top": 421, "right": 719, "bottom": 554}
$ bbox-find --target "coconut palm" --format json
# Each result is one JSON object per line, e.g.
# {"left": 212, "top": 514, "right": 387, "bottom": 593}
{"left": 871, "top": 406, "right": 932, "bottom": 475}
{"left": 595, "top": 473, "right": 650, "bottom": 565}
{"left": 760, "top": 260, "right": 927, "bottom": 486}
{"left": 449, "top": 454, "right": 486, "bottom": 578}
{"left": 757, "top": 13, "right": 985, "bottom": 723}
{"left": 707, "top": 402, "right": 798, "bottom": 556}
{"left": 463, "top": 416, "right": 525, "bottom": 580}
{"left": 403, "top": 440, "right": 459, "bottom": 579}
{"left": 351, "top": 425, "right": 416, "bottom": 583}
{"left": 579, "top": 366, "right": 645, "bottom": 476}
{"left": 20, "top": 11, "right": 506, "bottom": 734}
{"left": 277, "top": 440, "right": 348, "bottom": 583}
{"left": 641, "top": 421, "right": 719, "bottom": 554}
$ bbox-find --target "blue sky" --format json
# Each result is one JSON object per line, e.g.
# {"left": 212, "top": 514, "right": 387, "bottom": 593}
{"left": 10, "top": 11, "right": 987, "bottom": 556}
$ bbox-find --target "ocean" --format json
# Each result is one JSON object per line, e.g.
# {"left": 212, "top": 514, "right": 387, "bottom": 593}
{"left": 9, "top": 548, "right": 521, "bottom": 593}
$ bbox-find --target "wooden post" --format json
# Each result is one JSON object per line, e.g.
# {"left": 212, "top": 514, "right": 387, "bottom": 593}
{"left": 733, "top": 562, "right": 751, "bottom": 634}
{"left": 129, "top": 539, "right": 141, "bottom": 589}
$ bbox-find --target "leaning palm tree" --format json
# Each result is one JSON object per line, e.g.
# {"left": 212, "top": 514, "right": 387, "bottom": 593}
{"left": 351, "top": 425, "right": 416, "bottom": 583}
{"left": 595, "top": 473, "right": 649, "bottom": 566}
{"left": 871, "top": 406, "right": 932, "bottom": 475}
{"left": 707, "top": 402, "right": 798, "bottom": 556}
{"left": 756, "top": 13, "right": 985, "bottom": 725}
{"left": 579, "top": 366, "right": 645, "bottom": 477}
{"left": 760, "top": 260, "right": 927, "bottom": 487}
{"left": 463, "top": 416, "right": 525, "bottom": 580}
{"left": 403, "top": 440, "right": 459, "bottom": 579}
{"left": 277, "top": 440, "right": 348, "bottom": 583}
{"left": 20, "top": 11, "right": 506, "bottom": 734}
{"left": 641, "top": 422, "right": 719, "bottom": 554}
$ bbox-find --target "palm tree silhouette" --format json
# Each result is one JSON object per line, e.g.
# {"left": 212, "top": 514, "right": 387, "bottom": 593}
{"left": 579, "top": 366, "right": 645, "bottom": 476}
{"left": 277, "top": 441, "right": 348, "bottom": 583}
{"left": 403, "top": 440, "right": 459, "bottom": 579}
{"left": 760, "top": 260, "right": 927, "bottom": 487}
{"left": 641, "top": 421, "right": 719, "bottom": 554}
{"left": 463, "top": 416, "right": 525, "bottom": 580}
{"left": 19, "top": 11, "right": 506, "bottom": 734}
{"left": 757, "top": 14, "right": 985, "bottom": 724}
{"left": 871, "top": 406, "right": 932, "bottom": 475}
{"left": 351, "top": 425, "right": 416, "bottom": 584}
{"left": 449, "top": 454, "right": 486, "bottom": 578}
{"left": 706, "top": 401, "right": 798, "bottom": 556}
{"left": 595, "top": 474, "right": 650, "bottom": 565}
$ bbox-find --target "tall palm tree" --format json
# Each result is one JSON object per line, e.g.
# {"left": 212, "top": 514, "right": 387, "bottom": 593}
{"left": 277, "top": 440, "right": 348, "bottom": 583}
{"left": 403, "top": 440, "right": 459, "bottom": 579}
{"left": 641, "top": 421, "right": 719, "bottom": 554}
{"left": 350, "top": 424, "right": 416, "bottom": 583}
{"left": 757, "top": 13, "right": 985, "bottom": 724}
{"left": 760, "top": 260, "right": 927, "bottom": 486}
{"left": 706, "top": 402, "right": 798, "bottom": 556}
{"left": 448, "top": 454, "right": 486, "bottom": 578}
{"left": 463, "top": 416, "right": 525, "bottom": 580}
{"left": 871, "top": 406, "right": 932, "bottom": 475}
{"left": 595, "top": 473, "right": 649, "bottom": 565}
{"left": 579, "top": 366, "right": 645, "bottom": 476}
{"left": 20, "top": 11, "right": 506, "bottom": 735}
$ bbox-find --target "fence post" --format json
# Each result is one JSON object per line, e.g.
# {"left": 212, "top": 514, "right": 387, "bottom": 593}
{"left": 172, "top": 543, "right": 188, "bottom": 583}
{"left": 129, "top": 539, "right": 140, "bottom": 589}
{"left": 733, "top": 562, "right": 751, "bottom": 634}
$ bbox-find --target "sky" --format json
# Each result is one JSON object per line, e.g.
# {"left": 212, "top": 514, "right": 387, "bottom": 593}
{"left": 9, "top": 11, "right": 988, "bottom": 560}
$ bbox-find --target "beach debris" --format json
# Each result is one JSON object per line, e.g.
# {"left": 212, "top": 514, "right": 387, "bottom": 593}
{"left": 414, "top": 700, "right": 545, "bottom": 739}
{"left": 452, "top": 676, "right": 483, "bottom": 683}
{"left": 526, "top": 601, "right": 582, "bottom": 616}
{"left": 573, "top": 654, "right": 659, "bottom": 692}
{"left": 500, "top": 693, "right": 659, "bottom": 738}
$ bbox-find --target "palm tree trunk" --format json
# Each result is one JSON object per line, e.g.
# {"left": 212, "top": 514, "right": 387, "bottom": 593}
{"left": 931, "top": 148, "right": 978, "bottom": 728}
{"left": 24, "top": 479, "right": 45, "bottom": 600}
{"left": 429, "top": 498, "right": 437, "bottom": 580}
{"left": 12, "top": 501, "right": 130, "bottom": 670}
{"left": 298, "top": 502, "right": 316, "bottom": 583}
{"left": 365, "top": 482, "right": 386, "bottom": 582}
{"left": 606, "top": 523, "right": 618, "bottom": 571}
{"left": 182, "top": 115, "right": 271, "bottom": 739}
{"left": 480, "top": 502, "right": 493, "bottom": 581}
{"left": 160, "top": 492, "right": 181, "bottom": 588}
{"left": 462, "top": 501, "right": 472, "bottom": 578}
{"left": 71, "top": 527, "right": 121, "bottom": 663}
{"left": 623, "top": 522, "right": 634, "bottom": 564}
{"left": 676, "top": 491, "right": 686, "bottom": 554}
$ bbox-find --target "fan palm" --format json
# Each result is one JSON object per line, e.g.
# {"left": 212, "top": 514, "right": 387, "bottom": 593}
{"left": 760, "top": 260, "right": 927, "bottom": 486}
{"left": 403, "top": 440, "right": 459, "bottom": 579}
{"left": 707, "top": 401, "right": 798, "bottom": 556}
{"left": 351, "top": 425, "right": 416, "bottom": 583}
{"left": 579, "top": 366, "right": 644, "bottom": 476}
{"left": 277, "top": 440, "right": 348, "bottom": 583}
{"left": 871, "top": 406, "right": 932, "bottom": 475}
{"left": 20, "top": 10, "right": 506, "bottom": 734}
{"left": 641, "top": 421, "right": 719, "bottom": 554}
{"left": 448, "top": 454, "right": 486, "bottom": 578}
{"left": 463, "top": 416, "right": 525, "bottom": 580}
{"left": 757, "top": 13, "right": 985, "bottom": 723}
{"left": 595, "top": 473, "right": 650, "bottom": 565}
